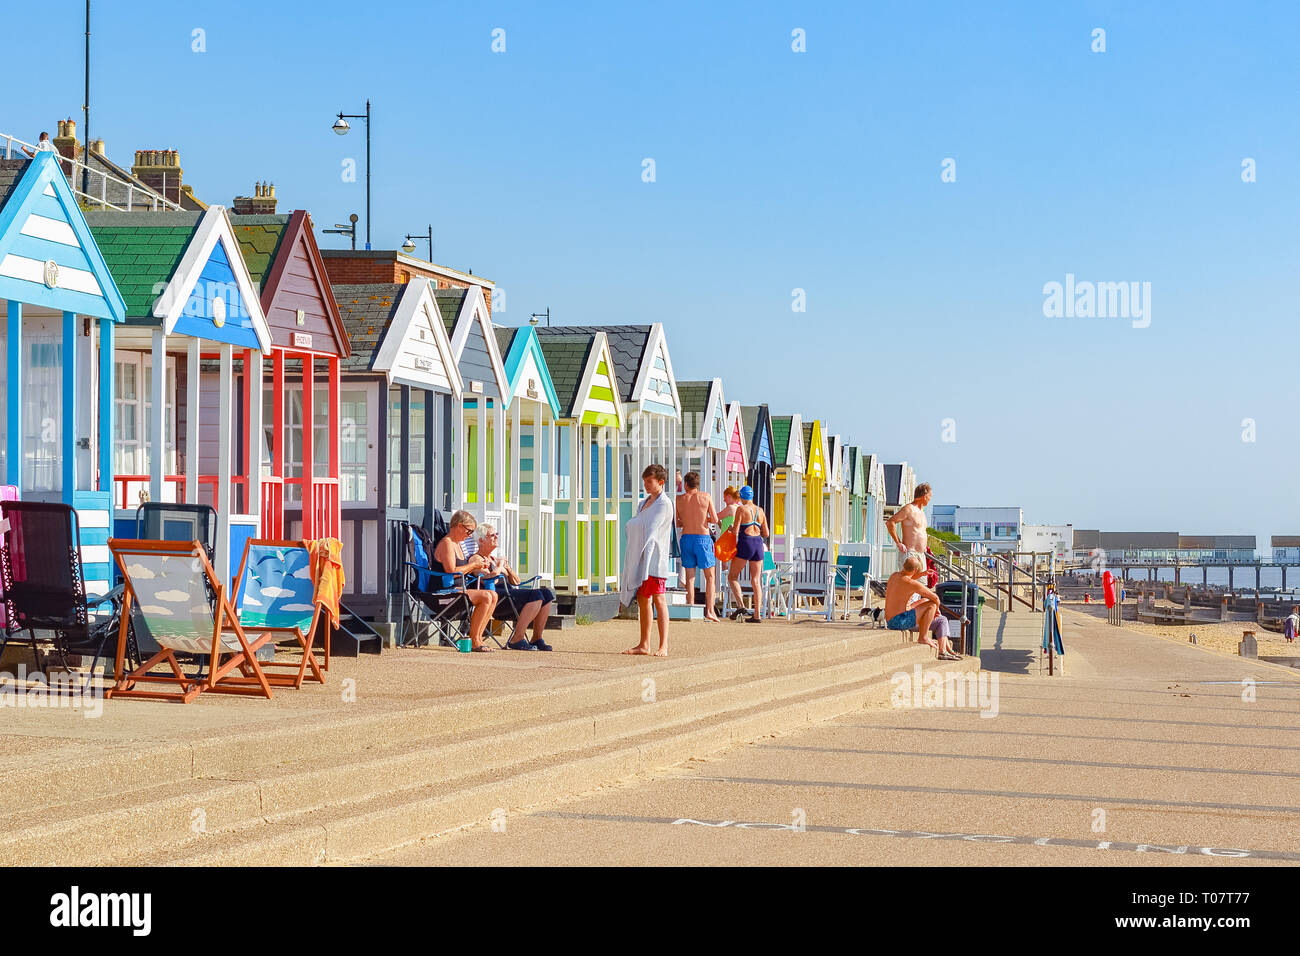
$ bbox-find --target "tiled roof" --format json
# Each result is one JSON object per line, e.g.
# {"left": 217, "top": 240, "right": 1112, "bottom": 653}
{"left": 84, "top": 210, "right": 203, "bottom": 320}
{"left": 551, "top": 325, "right": 651, "bottom": 402}
{"left": 331, "top": 283, "right": 405, "bottom": 371}
{"left": 802, "top": 422, "right": 815, "bottom": 457}
{"left": 433, "top": 287, "right": 467, "bottom": 337}
{"left": 0, "top": 159, "right": 29, "bottom": 213}
{"left": 676, "top": 380, "right": 711, "bottom": 421}
{"left": 884, "top": 464, "right": 903, "bottom": 506}
{"left": 494, "top": 325, "right": 518, "bottom": 360}
{"left": 771, "top": 415, "right": 792, "bottom": 465}
{"left": 536, "top": 330, "right": 596, "bottom": 418}
{"left": 229, "top": 214, "right": 290, "bottom": 290}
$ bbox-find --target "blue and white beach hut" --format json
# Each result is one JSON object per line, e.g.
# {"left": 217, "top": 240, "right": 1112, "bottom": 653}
{"left": 0, "top": 153, "right": 126, "bottom": 596}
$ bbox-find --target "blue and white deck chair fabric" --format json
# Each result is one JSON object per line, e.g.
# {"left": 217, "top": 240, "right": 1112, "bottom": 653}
{"left": 107, "top": 539, "right": 274, "bottom": 703}
{"left": 234, "top": 539, "right": 327, "bottom": 689}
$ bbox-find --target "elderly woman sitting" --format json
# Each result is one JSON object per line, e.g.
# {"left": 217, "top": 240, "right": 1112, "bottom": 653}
{"left": 472, "top": 523, "right": 556, "bottom": 651}
{"left": 433, "top": 510, "right": 498, "bottom": 652}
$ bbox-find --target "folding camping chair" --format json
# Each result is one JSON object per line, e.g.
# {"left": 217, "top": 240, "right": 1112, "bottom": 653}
{"left": 0, "top": 501, "right": 127, "bottom": 687}
{"left": 470, "top": 567, "right": 547, "bottom": 649}
{"left": 107, "top": 539, "right": 275, "bottom": 703}
{"left": 233, "top": 539, "right": 330, "bottom": 689}
{"left": 400, "top": 523, "right": 472, "bottom": 648}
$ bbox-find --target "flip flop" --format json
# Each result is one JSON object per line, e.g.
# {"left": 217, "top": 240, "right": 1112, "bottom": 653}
{"left": 471, "top": 644, "right": 494, "bottom": 653}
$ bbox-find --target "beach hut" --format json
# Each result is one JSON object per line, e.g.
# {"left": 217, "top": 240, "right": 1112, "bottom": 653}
{"left": 676, "top": 378, "right": 728, "bottom": 501}
{"left": 230, "top": 211, "right": 351, "bottom": 541}
{"left": 722, "top": 401, "right": 748, "bottom": 491}
{"left": 559, "top": 325, "right": 679, "bottom": 532}
{"left": 769, "top": 414, "right": 805, "bottom": 564}
{"left": 739, "top": 404, "right": 774, "bottom": 518}
{"left": 494, "top": 324, "right": 561, "bottom": 584}
{"left": 535, "top": 329, "right": 623, "bottom": 596}
{"left": 801, "top": 419, "right": 827, "bottom": 539}
{"left": 846, "top": 446, "right": 867, "bottom": 544}
{"left": 86, "top": 206, "right": 271, "bottom": 584}
{"left": 822, "top": 432, "right": 846, "bottom": 549}
{"left": 862, "top": 453, "right": 886, "bottom": 575}
{"left": 435, "top": 287, "right": 512, "bottom": 561}
{"left": 0, "top": 153, "right": 127, "bottom": 596}
{"left": 331, "top": 281, "right": 462, "bottom": 618}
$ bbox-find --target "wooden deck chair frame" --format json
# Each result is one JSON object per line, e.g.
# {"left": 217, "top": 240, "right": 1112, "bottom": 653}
{"left": 233, "top": 538, "right": 329, "bottom": 689}
{"left": 107, "top": 539, "right": 274, "bottom": 703}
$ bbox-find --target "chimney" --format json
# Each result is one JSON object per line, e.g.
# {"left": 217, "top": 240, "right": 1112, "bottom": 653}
{"left": 52, "top": 118, "right": 79, "bottom": 177}
{"left": 232, "top": 181, "right": 278, "bottom": 215}
{"left": 88, "top": 139, "right": 105, "bottom": 157}
{"left": 131, "top": 147, "right": 184, "bottom": 204}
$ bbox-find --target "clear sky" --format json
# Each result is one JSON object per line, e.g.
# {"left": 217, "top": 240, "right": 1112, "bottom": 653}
{"left": 5, "top": 1, "right": 1296, "bottom": 546}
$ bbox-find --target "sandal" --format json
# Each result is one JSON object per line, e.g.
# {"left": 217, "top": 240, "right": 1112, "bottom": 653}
{"left": 471, "top": 644, "right": 494, "bottom": 653}
{"left": 745, "top": 615, "right": 762, "bottom": 624}
{"left": 506, "top": 639, "right": 537, "bottom": 650}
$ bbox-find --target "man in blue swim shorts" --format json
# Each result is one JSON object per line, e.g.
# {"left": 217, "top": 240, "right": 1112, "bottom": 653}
{"left": 675, "top": 471, "right": 720, "bottom": 622}
{"left": 885, "top": 551, "right": 960, "bottom": 660}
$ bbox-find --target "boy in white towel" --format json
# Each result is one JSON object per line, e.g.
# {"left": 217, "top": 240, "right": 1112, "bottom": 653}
{"left": 622, "top": 463, "right": 673, "bottom": 657}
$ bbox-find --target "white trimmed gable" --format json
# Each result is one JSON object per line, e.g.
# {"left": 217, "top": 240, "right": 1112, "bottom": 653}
{"left": 373, "top": 282, "right": 463, "bottom": 397}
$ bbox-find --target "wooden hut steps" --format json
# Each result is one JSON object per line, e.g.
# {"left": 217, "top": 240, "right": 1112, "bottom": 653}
{"left": 0, "top": 632, "right": 975, "bottom": 865}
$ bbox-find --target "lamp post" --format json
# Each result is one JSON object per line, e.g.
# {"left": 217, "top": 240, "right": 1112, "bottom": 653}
{"left": 82, "top": 0, "right": 91, "bottom": 198}
{"left": 332, "top": 100, "right": 371, "bottom": 249}
{"left": 529, "top": 309, "right": 551, "bottom": 327}
{"left": 322, "top": 212, "right": 359, "bottom": 251}
{"left": 401, "top": 225, "right": 432, "bottom": 261}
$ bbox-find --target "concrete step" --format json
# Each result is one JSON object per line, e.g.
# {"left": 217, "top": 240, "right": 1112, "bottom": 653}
{"left": 0, "top": 630, "right": 910, "bottom": 813}
{"left": 0, "top": 637, "right": 971, "bottom": 865}
{"left": 164, "top": 655, "right": 979, "bottom": 865}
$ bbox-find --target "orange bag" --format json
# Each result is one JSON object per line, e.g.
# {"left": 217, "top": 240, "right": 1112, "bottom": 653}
{"left": 714, "top": 529, "right": 737, "bottom": 563}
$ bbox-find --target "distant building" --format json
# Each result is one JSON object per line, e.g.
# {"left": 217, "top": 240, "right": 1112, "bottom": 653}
{"left": 932, "top": 505, "right": 1024, "bottom": 553}
{"left": 1271, "top": 536, "right": 1300, "bottom": 563}
{"left": 1073, "top": 531, "right": 1256, "bottom": 565}
{"left": 1022, "top": 523, "right": 1073, "bottom": 560}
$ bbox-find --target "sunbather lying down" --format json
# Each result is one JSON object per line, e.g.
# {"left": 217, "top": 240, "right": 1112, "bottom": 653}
{"left": 434, "top": 510, "right": 497, "bottom": 652}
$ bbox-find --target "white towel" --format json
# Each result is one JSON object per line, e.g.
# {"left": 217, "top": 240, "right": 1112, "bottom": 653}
{"left": 620, "top": 491, "right": 675, "bottom": 606}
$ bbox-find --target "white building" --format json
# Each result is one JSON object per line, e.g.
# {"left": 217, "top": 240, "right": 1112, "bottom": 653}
{"left": 1022, "top": 523, "right": 1073, "bottom": 560}
{"left": 932, "top": 505, "right": 1024, "bottom": 553}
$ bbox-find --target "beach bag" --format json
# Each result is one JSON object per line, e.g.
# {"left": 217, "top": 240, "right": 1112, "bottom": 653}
{"left": 714, "top": 528, "right": 737, "bottom": 563}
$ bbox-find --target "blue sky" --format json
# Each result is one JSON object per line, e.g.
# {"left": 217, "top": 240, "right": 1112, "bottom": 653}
{"left": 5, "top": 0, "right": 1297, "bottom": 545}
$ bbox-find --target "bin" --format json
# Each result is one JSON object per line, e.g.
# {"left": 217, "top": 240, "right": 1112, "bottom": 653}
{"left": 937, "top": 580, "right": 984, "bottom": 655}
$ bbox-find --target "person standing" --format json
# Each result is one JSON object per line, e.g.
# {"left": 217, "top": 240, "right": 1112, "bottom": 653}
{"left": 1285, "top": 606, "right": 1298, "bottom": 644}
{"left": 622, "top": 464, "right": 674, "bottom": 656}
{"left": 676, "top": 471, "right": 720, "bottom": 622}
{"left": 727, "top": 485, "right": 770, "bottom": 623}
{"left": 20, "top": 132, "right": 55, "bottom": 157}
{"left": 887, "top": 482, "right": 937, "bottom": 586}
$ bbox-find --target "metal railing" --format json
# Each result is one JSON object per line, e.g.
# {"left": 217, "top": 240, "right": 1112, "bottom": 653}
{"left": 2, "top": 132, "right": 180, "bottom": 211}
{"left": 928, "top": 542, "right": 1056, "bottom": 612}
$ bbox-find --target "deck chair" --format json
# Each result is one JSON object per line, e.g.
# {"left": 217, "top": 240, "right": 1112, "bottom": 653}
{"left": 401, "top": 523, "right": 472, "bottom": 648}
{"left": 0, "top": 486, "right": 17, "bottom": 633}
{"left": 789, "top": 541, "right": 835, "bottom": 622}
{"left": 133, "top": 502, "right": 219, "bottom": 669}
{"left": 0, "top": 501, "right": 127, "bottom": 687}
{"left": 107, "top": 539, "right": 274, "bottom": 703}
{"left": 233, "top": 539, "right": 329, "bottom": 688}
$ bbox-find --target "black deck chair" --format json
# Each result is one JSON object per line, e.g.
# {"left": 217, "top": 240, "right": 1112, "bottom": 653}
{"left": 0, "top": 501, "right": 128, "bottom": 688}
{"left": 400, "top": 523, "right": 472, "bottom": 648}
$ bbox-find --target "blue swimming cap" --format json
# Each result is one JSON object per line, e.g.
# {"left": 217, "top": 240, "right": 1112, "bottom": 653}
{"left": 739, "top": 485, "right": 754, "bottom": 500}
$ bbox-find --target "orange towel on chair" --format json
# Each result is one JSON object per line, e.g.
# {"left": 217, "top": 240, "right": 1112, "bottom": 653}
{"left": 308, "top": 537, "right": 346, "bottom": 630}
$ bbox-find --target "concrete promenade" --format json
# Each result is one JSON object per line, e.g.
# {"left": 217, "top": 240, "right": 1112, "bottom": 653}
{"left": 372, "top": 608, "right": 1300, "bottom": 865}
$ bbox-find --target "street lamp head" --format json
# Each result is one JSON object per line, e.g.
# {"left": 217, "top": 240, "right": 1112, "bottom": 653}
{"left": 332, "top": 115, "right": 350, "bottom": 135}
{"left": 401, "top": 237, "right": 416, "bottom": 253}
{"left": 528, "top": 315, "right": 540, "bottom": 327}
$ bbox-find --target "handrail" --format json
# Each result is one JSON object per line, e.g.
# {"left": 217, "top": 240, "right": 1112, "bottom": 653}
{"left": 2, "top": 131, "right": 181, "bottom": 211}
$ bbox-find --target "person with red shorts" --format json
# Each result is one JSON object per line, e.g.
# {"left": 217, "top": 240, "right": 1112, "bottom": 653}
{"left": 621, "top": 464, "right": 674, "bottom": 657}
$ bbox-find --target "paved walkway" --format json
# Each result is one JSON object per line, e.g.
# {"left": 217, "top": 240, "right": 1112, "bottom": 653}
{"left": 372, "top": 608, "right": 1300, "bottom": 865}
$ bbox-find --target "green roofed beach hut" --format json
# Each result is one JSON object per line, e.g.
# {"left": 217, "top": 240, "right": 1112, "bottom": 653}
{"left": 536, "top": 328, "right": 623, "bottom": 596}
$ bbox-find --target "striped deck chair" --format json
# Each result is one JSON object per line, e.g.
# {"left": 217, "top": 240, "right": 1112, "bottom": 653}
{"left": 107, "top": 539, "right": 274, "bottom": 703}
{"left": 233, "top": 539, "right": 327, "bottom": 689}
{"left": 0, "top": 486, "right": 17, "bottom": 632}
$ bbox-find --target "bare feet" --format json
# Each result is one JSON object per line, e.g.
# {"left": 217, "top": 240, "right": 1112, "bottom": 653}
{"left": 652, "top": 647, "right": 669, "bottom": 657}
{"left": 704, "top": 614, "right": 721, "bottom": 623}
{"left": 622, "top": 646, "right": 651, "bottom": 655}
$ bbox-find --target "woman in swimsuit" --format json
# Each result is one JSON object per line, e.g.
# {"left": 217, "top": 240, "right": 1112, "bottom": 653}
{"left": 727, "top": 485, "right": 770, "bottom": 623}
